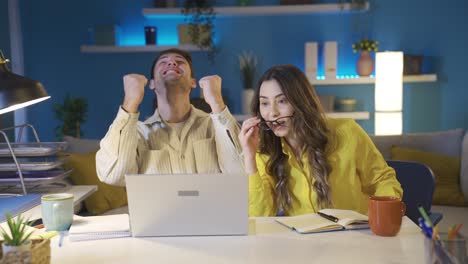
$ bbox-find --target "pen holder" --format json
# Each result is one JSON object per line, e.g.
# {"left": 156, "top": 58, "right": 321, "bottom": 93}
{"left": 425, "top": 232, "right": 466, "bottom": 264}
{"left": 0, "top": 238, "right": 51, "bottom": 264}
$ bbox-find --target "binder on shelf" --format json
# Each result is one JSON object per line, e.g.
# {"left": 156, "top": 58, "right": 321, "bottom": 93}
{"left": 305, "top": 42, "right": 318, "bottom": 80}
{"left": 324, "top": 41, "right": 337, "bottom": 79}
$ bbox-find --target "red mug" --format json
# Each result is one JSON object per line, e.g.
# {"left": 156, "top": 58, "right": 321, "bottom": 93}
{"left": 368, "top": 196, "right": 406, "bottom": 236}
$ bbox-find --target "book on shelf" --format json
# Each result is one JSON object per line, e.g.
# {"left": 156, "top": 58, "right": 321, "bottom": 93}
{"left": 275, "top": 209, "right": 369, "bottom": 234}
{"left": 69, "top": 214, "right": 131, "bottom": 241}
{"left": 0, "top": 194, "right": 42, "bottom": 223}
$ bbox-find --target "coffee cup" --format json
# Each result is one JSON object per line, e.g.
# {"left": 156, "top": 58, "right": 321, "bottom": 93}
{"left": 41, "top": 193, "right": 74, "bottom": 231}
{"left": 368, "top": 196, "right": 406, "bottom": 236}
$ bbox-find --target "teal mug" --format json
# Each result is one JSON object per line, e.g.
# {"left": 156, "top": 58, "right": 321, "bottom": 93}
{"left": 41, "top": 193, "right": 74, "bottom": 231}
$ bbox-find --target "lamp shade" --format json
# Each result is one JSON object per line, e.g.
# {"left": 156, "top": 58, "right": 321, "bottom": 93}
{"left": 0, "top": 51, "right": 50, "bottom": 115}
{"left": 375, "top": 52, "right": 403, "bottom": 112}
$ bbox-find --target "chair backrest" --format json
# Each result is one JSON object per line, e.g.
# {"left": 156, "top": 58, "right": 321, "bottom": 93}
{"left": 386, "top": 160, "right": 435, "bottom": 224}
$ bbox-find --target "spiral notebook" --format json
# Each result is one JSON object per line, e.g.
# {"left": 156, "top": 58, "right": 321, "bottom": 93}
{"left": 68, "top": 214, "right": 131, "bottom": 241}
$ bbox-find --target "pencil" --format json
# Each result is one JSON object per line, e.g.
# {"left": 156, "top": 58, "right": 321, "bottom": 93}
{"left": 432, "top": 225, "right": 439, "bottom": 240}
{"left": 453, "top": 223, "right": 463, "bottom": 238}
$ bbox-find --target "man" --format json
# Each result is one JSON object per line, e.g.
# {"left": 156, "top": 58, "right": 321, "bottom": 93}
{"left": 96, "top": 48, "right": 242, "bottom": 186}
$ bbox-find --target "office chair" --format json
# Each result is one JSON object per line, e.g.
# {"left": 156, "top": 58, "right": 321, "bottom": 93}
{"left": 387, "top": 160, "right": 443, "bottom": 226}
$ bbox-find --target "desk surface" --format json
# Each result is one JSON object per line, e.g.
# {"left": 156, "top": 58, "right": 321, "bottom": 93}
{"left": 51, "top": 217, "right": 431, "bottom": 264}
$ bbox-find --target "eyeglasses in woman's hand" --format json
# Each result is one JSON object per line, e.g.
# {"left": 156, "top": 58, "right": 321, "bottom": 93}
{"left": 259, "top": 116, "right": 293, "bottom": 131}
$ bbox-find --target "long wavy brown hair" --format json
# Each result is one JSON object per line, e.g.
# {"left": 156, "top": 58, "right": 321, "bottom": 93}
{"left": 252, "top": 64, "right": 332, "bottom": 213}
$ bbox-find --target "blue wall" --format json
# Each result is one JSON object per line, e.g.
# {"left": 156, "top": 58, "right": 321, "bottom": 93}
{"left": 1, "top": 0, "right": 467, "bottom": 140}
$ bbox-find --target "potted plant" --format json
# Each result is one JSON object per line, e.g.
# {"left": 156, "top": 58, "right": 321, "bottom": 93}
{"left": 0, "top": 213, "right": 34, "bottom": 255}
{"left": 53, "top": 93, "right": 88, "bottom": 140}
{"left": 238, "top": 50, "right": 258, "bottom": 114}
{"left": 352, "top": 38, "right": 378, "bottom": 76}
{"left": 180, "top": 0, "right": 217, "bottom": 63}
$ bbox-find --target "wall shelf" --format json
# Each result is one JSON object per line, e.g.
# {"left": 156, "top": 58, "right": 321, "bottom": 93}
{"left": 234, "top": 112, "right": 370, "bottom": 122}
{"left": 142, "top": 3, "right": 369, "bottom": 18}
{"left": 80, "top": 45, "right": 202, "bottom": 53}
{"left": 307, "top": 74, "right": 437, "bottom": 85}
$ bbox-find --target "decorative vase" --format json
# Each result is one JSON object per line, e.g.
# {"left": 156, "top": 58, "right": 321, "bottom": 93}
{"left": 242, "top": 89, "right": 255, "bottom": 115}
{"left": 356, "top": 51, "right": 374, "bottom": 77}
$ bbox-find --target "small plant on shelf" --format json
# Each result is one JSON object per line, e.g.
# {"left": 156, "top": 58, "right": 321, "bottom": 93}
{"left": 238, "top": 50, "right": 258, "bottom": 90}
{"left": 181, "top": 0, "right": 217, "bottom": 63}
{"left": 352, "top": 38, "right": 378, "bottom": 53}
{"left": 0, "top": 213, "right": 34, "bottom": 248}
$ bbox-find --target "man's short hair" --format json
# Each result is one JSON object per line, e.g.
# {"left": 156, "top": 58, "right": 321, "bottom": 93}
{"left": 150, "top": 48, "right": 194, "bottom": 79}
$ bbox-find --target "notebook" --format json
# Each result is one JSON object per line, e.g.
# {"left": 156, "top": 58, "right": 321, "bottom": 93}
{"left": 68, "top": 214, "right": 131, "bottom": 241}
{"left": 275, "top": 209, "right": 369, "bottom": 234}
{"left": 0, "top": 194, "right": 41, "bottom": 223}
{"left": 125, "top": 173, "right": 248, "bottom": 237}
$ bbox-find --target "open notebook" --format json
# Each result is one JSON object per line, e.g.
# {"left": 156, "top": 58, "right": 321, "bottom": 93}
{"left": 275, "top": 209, "right": 369, "bottom": 234}
{"left": 68, "top": 214, "right": 131, "bottom": 241}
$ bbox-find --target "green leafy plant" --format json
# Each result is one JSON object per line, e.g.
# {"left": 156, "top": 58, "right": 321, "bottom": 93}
{"left": 181, "top": 0, "right": 217, "bottom": 63}
{"left": 53, "top": 93, "right": 88, "bottom": 139}
{"left": 0, "top": 213, "right": 33, "bottom": 246}
{"left": 238, "top": 50, "right": 258, "bottom": 90}
{"left": 352, "top": 38, "right": 378, "bottom": 53}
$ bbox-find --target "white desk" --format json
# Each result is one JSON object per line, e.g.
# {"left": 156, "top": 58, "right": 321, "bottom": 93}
{"left": 50, "top": 217, "right": 432, "bottom": 264}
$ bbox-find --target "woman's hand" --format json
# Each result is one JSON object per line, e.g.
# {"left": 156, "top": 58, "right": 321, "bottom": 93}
{"left": 239, "top": 117, "right": 261, "bottom": 174}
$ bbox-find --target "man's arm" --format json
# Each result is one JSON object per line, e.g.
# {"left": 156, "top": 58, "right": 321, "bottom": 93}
{"left": 95, "top": 107, "right": 140, "bottom": 186}
{"left": 211, "top": 107, "right": 243, "bottom": 172}
{"left": 199, "top": 75, "right": 243, "bottom": 172}
{"left": 95, "top": 74, "right": 148, "bottom": 186}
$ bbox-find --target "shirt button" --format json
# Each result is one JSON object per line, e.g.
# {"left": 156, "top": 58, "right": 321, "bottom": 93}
{"left": 218, "top": 115, "right": 227, "bottom": 125}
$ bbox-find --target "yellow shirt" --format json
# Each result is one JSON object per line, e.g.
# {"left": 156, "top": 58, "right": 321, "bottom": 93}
{"left": 249, "top": 118, "right": 403, "bottom": 216}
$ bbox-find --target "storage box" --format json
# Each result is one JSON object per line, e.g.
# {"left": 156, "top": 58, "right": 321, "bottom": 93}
{"left": 335, "top": 98, "right": 357, "bottom": 112}
{"left": 324, "top": 41, "right": 338, "bottom": 79}
{"left": 177, "top": 24, "right": 211, "bottom": 45}
{"left": 94, "top": 25, "right": 120, "bottom": 46}
{"left": 404, "top": 55, "right": 423, "bottom": 75}
{"left": 305, "top": 42, "right": 318, "bottom": 80}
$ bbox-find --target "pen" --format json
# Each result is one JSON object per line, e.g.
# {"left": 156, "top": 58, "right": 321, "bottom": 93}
{"left": 317, "top": 212, "right": 339, "bottom": 223}
{"left": 58, "top": 232, "right": 65, "bottom": 247}
{"left": 418, "top": 217, "right": 433, "bottom": 239}
{"left": 417, "top": 206, "right": 434, "bottom": 228}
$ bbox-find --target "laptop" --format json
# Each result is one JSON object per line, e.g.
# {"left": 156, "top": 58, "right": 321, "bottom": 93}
{"left": 125, "top": 173, "right": 248, "bottom": 237}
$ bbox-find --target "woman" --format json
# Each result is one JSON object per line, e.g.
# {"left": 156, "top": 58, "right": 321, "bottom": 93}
{"left": 239, "top": 64, "right": 402, "bottom": 216}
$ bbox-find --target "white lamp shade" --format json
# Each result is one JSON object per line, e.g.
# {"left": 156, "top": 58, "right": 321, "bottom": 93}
{"left": 375, "top": 112, "right": 402, "bottom": 135}
{"left": 375, "top": 52, "right": 403, "bottom": 112}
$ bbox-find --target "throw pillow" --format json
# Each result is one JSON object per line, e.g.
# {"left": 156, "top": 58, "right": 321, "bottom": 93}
{"left": 63, "top": 136, "right": 100, "bottom": 154}
{"left": 62, "top": 150, "right": 128, "bottom": 215}
{"left": 391, "top": 146, "right": 465, "bottom": 206}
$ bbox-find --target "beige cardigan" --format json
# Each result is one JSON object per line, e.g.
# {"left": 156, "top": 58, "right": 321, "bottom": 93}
{"left": 96, "top": 106, "right": 243, "bottom": 186}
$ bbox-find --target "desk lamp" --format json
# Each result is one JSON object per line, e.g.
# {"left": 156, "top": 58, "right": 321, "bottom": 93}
{"left": 375, "top": 51, "right": 403, "bottom": 135}
{"left": 0, "top": 49, "right": 50, "bottom": 195}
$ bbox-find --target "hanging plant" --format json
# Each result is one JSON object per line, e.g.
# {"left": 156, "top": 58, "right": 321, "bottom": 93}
{"left": 181, "top": 0, "right": 217, "bottom": 63}
{"left": 53, "top": 93, "right": 88, "bottom": 139}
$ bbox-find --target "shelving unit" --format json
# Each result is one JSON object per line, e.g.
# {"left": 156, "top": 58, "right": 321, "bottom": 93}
{"left": 142, "top": 3, "right": 369, "bottom": 18}
{"left": 80, "top": 45, "right": 202, "bottom": 53}
{"left": 308, "top": 74, "right": 437, "bottom": 85}
{"left": 234, "top": 112, "right": 370, "bottom": 122}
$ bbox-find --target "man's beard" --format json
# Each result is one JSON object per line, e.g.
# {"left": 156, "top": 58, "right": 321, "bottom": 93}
{"left": 163, "top": 78, "right": 191, "bottom": 93}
